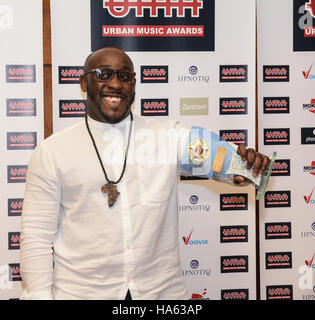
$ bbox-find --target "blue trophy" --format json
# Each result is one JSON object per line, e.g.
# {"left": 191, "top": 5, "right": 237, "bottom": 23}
{"left": 180, "top": 126, "right": 276, "bottom": 200}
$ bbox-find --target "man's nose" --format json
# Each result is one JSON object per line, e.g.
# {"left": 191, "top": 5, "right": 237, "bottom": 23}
{"left": 107, "top": 72, "right": 123, "bottom": 89}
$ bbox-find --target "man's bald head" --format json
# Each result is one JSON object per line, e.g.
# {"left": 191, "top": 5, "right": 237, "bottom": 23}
{"left": 83, "top": 47, "right": 134, "bottom": 72}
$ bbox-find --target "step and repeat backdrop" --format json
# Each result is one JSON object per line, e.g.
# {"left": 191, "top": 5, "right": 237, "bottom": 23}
{"left": 0, "top": 0, "right": 44, "bottom": 299}
{"left": 0, "top": 0, "right": 313, "bottom": 300}
{"left": 258, "top": 0, "right": 315, "bottom": 300}
{"left": 50, "top": 0, "right": 257, "bottom": 300}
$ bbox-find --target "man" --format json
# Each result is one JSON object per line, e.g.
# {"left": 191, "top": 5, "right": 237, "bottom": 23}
{"left": 20, "top": 47, "right": 269, "bottom": 300}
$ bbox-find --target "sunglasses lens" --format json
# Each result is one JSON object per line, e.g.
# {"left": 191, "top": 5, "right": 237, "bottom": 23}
{"left": 98, "top": 69, "right": 114, "bottom": 81}
{"left": 97, "top": 69, "right": 134, "bottom": 83}
{"left": 118, "top": 72, "right": 134, "bottom": 83}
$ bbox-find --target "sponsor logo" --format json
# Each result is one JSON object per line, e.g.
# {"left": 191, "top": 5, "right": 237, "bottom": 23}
{"left": 303, "top": 99, "right": 315, "bottom": 113}
{"left": 182, "top": 259, "right": 211, "bottom": 277}
{"left": 263, "top": 65, "right": 289, "bottom": 82}
{"left": 141, "top": 65, "right": 168, "bottom": 83}
{"left": 182, "top": 229, "right": 208, "bottom": 246}
{"left": 141, "top": 98, "right": 168, "bottom": 116}
{"left": 8, "top": 264, "right": 21, "bottom": 281}
{"left": 265, "top": 252, "right": 292, "bottom": 269}
{"left": 8, "top": 199, "right": 23, "bottom": 217}
{"left": 7, "top": 132, "right": 37, "bottom": 150}
{"left": 179, "top": 195, "right": 210, "bottom": 213}
{"left": 219, "top": 97, "right": 248, "bottom": 115}
{"left": 220, "top": 255, "right": 249, "bottom": 273}
{"left": 219, "top": 65, "right": 248, "bottom": 82}
{"left": 221, "top": 289, "right": 249, "bottom": 300}
{"left": 265, "top": 222, "right": 292, "bottom": 240}
{"left": 264, "top": 191, "right": 291, "bottom": 208}
{"left": 219, "top": 130, "right": 248, "bottom": 146}
{"left": 220, "top": 225, "right": 248, "bottom": 243}
{"left": 6, "top": 98, "right": 36, "bottom": 117}
{"left": 8, "top": 232, "right": 20, "bottom": 250}
{"left": 294, "top": 0, "right": 315, "bottom": 51}
{"left": 178, "top": 66, "right": 210, "bottom": 83}
{"left": 301, "top": 222, "right": 315, "bottom": 239}
{"left": 263, "top": 97, "right": 290, "bottom": 114}
{"left": 266, "top": 285, "right": 293, "bottom": 300}
{"left": 301, "top": 127, "right": 315, "bottom": 144}
{"left": 91, "top": 0, "right": 215, "bottom": 51}
{"left": 180, "top": 98, "right": 208, "bottom": 116}
{"left": 302, "top": 64, "right": 315, "bottom": 79}
{"left": 264, "top": 128, "right": 290, "bottom": 145}
{"left": 7, "top": 165, "right": 27, "bottom": 183}
{"left": 58, "top": 66, "right": 84, "bottom": 84}
{"left": 305, "top": 253, "right": 315, "bottom": 268}
{"left": 190, "top": 288, "right": 209, "bottom": 300}
{"left": 59, "top": 100, "right": 87, "bottom": 118}
{"left": 6, "top": 65, "right": 36, "bottom": 83}
{"left": 220, "top": 193, "right": 248, "bottom": 211}
{"left": 271, "top": 159, "right": 291, "bottom": 176}
{"left": 303, "top": 161, "right": 315, "bottom": 175}
{"left": 304, "top": 187, "right": 315, "bottom": 205}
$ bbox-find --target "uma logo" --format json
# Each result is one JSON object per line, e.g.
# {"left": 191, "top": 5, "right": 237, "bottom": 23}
{"left": 266, "top": 285, "right": 293, "bottom": 300}
{"left": 271, "top": 159, "right": 290, "bottom": 176}
{"left": 219, "top": 97, "right": 248, "bottom": 115}
{"left": 221, "top": 289, "right": 249, "bottom": 300}
{"left": 141, "top": 98, "right": 169, "bottom": 116}
{"left": 263, "top": 97, "right": 290, "bottom": 114}
{"left": 141, "top": 66, "right": 168, "bottom": 83}
{"left": 220, "top": 193, "right": 248, "bottom": 211}
{"left": 263, "top": 65, "right": 289, "bottom": 82}
{"left": 220, "top": 65, "right": 248, "bottom": 82}
{"left": 8, "top": 232, "right": 20, "bottom": 250}
{"left": 264, "top": 128, "right": 290, "bottom": 145}
{"left": 265, "top": 252, "right": 292, "bottom": 269}
{"left": 7, "top": 132, "right": 37, "bottom": 150}
{"left": 59, "top": 100, "right": 87, "bottom": 118}
{"left": 8, "top": 199, "right": 23, "bottom": 217}
{"left": 59, "top": 66, "right": 84, "bottom": 84}
{"left": 220, "top": 255, "right": 249, "bottom": 273}
{"left": 7, "top": 165, "right": 28, "bottom": 183}
{"left": 6, "top": 98, "right": 36, "bottom": 117}
{"left": 264, "top": 191, "right": 291, "bottom": 208}
{"left": 265, "top": 222, "right": 292, "bottom": 240}
{"left": 9, "top": 264, "right": 21, "bottom": 282}
{"left": 103, "top": 0, "right": 204, "bottom": 18}
{"left": 6, "top": 65, "right": 36, "bottom": 83}
{"left": 182, "top": 229, "right": 208, "bottom": 246}
{"left": 219, "top": 130, "right": 248, "bottom": 146}
{"left": 220, "top": 225, "right": 248, "bottom": 243}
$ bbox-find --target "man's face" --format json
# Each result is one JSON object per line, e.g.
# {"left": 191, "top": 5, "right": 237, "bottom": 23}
{"left": 80, "top": 48, "right": 136, "bottom": 124}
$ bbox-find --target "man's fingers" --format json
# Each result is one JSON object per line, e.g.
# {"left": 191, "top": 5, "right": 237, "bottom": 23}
{"left": 259, "top": 155, "right": 271, "bottom": 174}
{"left": 252, "top": 152, "right": 262, "bottom": 177}
{"left": 245, "top": 148, "right": 256, "bottom": 170}
{"left": 237, "top": 144, "right": 247, "bottom": 161}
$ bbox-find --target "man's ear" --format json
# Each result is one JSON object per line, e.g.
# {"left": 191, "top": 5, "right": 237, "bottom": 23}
{"left": 80, "top": 75, "right": 87, "bottom": 92}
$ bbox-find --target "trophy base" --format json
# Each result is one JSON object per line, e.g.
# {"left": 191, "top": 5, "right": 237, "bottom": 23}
{"left": 256, "top": 152, "right": 277, "bottom": 200}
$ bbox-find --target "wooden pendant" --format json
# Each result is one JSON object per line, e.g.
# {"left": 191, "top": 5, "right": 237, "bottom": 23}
{"left": 101, "top": 183, "right": 120, "bottom": 207}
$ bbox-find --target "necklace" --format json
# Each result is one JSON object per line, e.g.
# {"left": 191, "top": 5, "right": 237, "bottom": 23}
{"left": 85, "top": 112, "right": 133, "bottom": 207}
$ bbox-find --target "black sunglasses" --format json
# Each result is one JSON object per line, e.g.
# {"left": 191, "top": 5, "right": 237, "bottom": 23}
{"left": 84, "top": 68, "right": 136, "bottom": 83}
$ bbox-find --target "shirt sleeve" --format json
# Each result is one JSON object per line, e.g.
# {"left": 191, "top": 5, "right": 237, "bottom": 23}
{"left": 20, "top": 142, "right": 61, "bottom": 300}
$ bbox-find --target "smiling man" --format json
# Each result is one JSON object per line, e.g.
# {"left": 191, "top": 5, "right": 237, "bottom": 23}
{"left": 20, "top": 47, "right": 269, "bottom": 300}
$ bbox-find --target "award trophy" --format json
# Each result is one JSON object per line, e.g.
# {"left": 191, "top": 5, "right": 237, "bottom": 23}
{"left": 180, "top": 126, "right": 276, "bottom": 200}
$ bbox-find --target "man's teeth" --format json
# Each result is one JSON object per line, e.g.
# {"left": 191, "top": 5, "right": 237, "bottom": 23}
{"left": 104, "top": 96, "right": 122, "bottom": 103}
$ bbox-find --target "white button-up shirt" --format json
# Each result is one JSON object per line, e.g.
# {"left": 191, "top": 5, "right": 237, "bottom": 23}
{"left": 20, "top": 114, "right": 191, "bottom": 300}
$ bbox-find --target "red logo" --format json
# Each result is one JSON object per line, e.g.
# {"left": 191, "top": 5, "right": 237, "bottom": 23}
{"left": 103, "top": 0, "right": 204, "bottom": 18}
{"left": 305, "top": 253, "right": 315, "bottom": 268}
{"left": 306, "top": 0, "right": 315, "bottom": 17}
{"left": 302, "top": 64, "right": 313, "bottom": 79}
{"left": 191, "top": 289, "right": 207, "bottom": 300}
{"left": 304, "top": 187, "right": 315, "bottom": 204}
{"left": 182, "top": 229, "right": 193, "bottom": 245}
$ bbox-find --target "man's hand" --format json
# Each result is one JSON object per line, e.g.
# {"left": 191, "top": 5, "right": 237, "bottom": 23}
{"left": 233, "top": 144, "right": 270, "bottom": 185}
